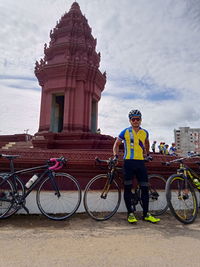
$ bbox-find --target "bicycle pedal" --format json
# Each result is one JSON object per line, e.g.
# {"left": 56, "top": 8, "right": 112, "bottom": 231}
{"left": 100, "top": 194, "right": 107, "bottom": 199}
{"left": 182, "top": 194, "right": 189, "bottom": 200}
{"left": 151, "top": 192, "right": 159, "bottom": 199}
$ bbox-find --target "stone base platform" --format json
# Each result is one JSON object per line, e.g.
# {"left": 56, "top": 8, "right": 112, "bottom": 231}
{"left": 32, "top": 132, "right": 115, "bottom": 150}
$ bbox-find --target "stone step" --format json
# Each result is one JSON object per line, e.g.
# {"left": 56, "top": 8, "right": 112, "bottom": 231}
{"left": 1, "top": 142, "right": 16, "bottom": 149}
{"left": 1, "top": 141, "right": 33, "bottom": 150}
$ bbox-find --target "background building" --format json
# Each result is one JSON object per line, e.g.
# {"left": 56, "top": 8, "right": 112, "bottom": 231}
{"left": 174, "top": 127, "right": 200, "bottom": 155}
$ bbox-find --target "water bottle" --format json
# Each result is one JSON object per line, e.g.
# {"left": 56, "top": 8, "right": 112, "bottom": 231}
{"left": 25, "top": 174, "right": 38, "bottom": 188}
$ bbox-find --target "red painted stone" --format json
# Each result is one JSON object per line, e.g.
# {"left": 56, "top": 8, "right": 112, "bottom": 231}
{"left": 35, "top": 2, "right": 106, "bottom": 136}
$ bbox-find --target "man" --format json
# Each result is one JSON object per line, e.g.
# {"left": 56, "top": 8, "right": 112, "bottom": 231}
{"left": 151, "top": 141, "right": 156, "bottom": 153}
{"left": 113, "top": 109, "right": 160, "bottom": 224}
{"left": 169, "top": 143, "right": 177, "bottom": 156}
{"left": 160, "top": 142, "right": 165, "bottom": 154}
{"left": 164, "top": 144, "right": 169, "bottom": 155}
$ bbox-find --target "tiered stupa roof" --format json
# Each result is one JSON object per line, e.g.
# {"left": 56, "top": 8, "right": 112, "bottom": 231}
{"left": 35, "top": 1, "right": 105, "bottom": 84}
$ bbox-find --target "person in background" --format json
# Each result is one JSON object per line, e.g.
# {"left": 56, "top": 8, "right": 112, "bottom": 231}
{"left": 96, "top": 128, "right": 101, "bottom": 134}
{"left": 164, "top": 144, "right": 169, "bottom": 155}
{"left": 151, "top": 141, "right": 156, "bottom": 153}
{"left": 158, "top": 142, "right": 165, "bottom": 154}
{"left": 169, "top": 143, "right": 177, "bottom": 156}
{"left": 158, "top": 142, "right": 161, "bottom": 153}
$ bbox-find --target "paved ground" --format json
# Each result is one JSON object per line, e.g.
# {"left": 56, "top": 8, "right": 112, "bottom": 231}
{"left": 0, "top": 212, "right": 200, "bottom": 267}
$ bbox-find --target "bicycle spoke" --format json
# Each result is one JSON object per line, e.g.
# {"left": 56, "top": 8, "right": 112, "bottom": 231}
{"left": 0, "top": 176, "right": 14, "bottom": 218}
{"left": 147, "top": 174, "right": 168, "bottom": 216}
{"left": 166, "top": 175, "right": 197, "bottom": 224}
{"left": 37, "top": 173, "right": 81, "bottom": 220}
{"left": 84, "top": 175, "right": 121, "bottom": 221}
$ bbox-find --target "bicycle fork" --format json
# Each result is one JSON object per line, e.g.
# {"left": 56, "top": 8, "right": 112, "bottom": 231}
{"left": 100, "top": 173, "right": 114, "bottom": 199}
{"left": 49, "top": 171, "right": 61, "bottom": 198}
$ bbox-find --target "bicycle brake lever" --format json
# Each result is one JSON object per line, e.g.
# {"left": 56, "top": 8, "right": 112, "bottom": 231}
{"left": 95, "top": 157, "right": 101, "bottom": 164}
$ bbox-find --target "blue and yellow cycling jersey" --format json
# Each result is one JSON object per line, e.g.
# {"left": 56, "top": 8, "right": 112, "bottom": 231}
{"left": 118, "top": 127, "right": 149, "bottom": 160}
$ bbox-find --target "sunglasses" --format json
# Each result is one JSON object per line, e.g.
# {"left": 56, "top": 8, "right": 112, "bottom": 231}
{"left": 131, "top": 118, "right": 141, "bottom": 122}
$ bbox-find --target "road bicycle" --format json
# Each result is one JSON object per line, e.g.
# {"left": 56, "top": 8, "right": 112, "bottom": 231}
{"left": 0, "top": 154, "right": 81, "bottom": 220}
{"left": 165, "top": 154, "right": 200, "bottom": 224}
{"left": 83, "top": 157, "right": 168, "bottom": 221}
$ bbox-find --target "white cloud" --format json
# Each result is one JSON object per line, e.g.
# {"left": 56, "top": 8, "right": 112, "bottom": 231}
{"left": 0, "top": 85, "right": 40, "bottom": 135}
{"left": 0, "top": 0, "right": 200, "bottom": 148}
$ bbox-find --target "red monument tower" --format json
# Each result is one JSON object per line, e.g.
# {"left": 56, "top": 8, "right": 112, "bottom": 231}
{"left": 35, "top": 2, "right": 105, "bottom": 134}
{"left": 34, "top": 2, "right": 113, "bottom": 149}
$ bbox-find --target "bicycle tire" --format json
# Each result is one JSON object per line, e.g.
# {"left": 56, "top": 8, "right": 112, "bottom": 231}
{"left": 83, "top": 174, "right": 121, "bottom": 221}
{"left": 2, "top": 175, "right": 25, "bottom": 218}
{"left": 0, "top": 175, "right": 15, "bottom": 218}
{"left": 166, "top": 174, "right": 198, "bottom": 224}
{"left": 36, "top": 172, "right": 81, "bottom": 221}
{"left": 147, "top": 174, "right": 168, "bottom": 216}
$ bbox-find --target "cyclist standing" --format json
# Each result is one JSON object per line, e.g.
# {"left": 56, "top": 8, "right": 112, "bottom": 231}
{"left": 113, "top": 109, "right": 160, "bottom": 224}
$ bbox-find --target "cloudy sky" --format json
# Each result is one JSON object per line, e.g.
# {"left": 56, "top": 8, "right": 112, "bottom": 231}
{"left": 0, "top": 0, "right": 200, "bottom": 147}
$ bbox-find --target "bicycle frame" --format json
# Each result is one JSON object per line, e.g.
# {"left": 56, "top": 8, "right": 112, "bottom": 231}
{"left": 100, "top": 165, "right": 122, "bottom": 199}
{"left": 0, "top": 164, "right": 61, "bottom": 210}
{"left": 176, "top": 161, "right": 200, "bottom": 190}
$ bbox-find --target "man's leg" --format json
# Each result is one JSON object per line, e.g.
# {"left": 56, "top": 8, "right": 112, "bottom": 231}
{"left": 123, "top": 160, "right": 137, "bottom": 223}
{"left": 124, "top": 183, "right": 133, "bottom": 214}
{"left": 135, "top": 161, "right": 149, "bottom": 217}
{"left": 140, "top": 184, "right": 149, "bottom": 218}
{"left": 137, "top": 164, "right": 160, "bottom": 223}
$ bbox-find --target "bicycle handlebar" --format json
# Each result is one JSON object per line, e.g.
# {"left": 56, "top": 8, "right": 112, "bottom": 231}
{"left": 48, "top": 156, "right": 66, "bottom": 171}
{"left": 95, "top": 157, "right": 120, "bottom": 170}
{"left": 95, "top": 155, "right": 153, "bottom": 166}
{"left": 163, "top": 153, "right": 200, "bottom": 166}
{"left": 95, "top": 157, "right": 114, "bottom": 165}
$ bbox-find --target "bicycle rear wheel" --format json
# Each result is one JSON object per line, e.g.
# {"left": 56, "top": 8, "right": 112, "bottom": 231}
{"left": 37, "top": 173, "right": 81, "bottom": 220}
{"left": 83, "top": 174, "right": 121, "bottom": 221}
{"left": 0, "top": 175, "right": 14, "bottom": 218}
{"left": 148, "top": 174, "right": 168, "bottom": 216}
{"left": 2, "top": 175, "right": 25, "bottom": 218}
{"left": 166, "top": 175, "right": 198, "bottom": 224}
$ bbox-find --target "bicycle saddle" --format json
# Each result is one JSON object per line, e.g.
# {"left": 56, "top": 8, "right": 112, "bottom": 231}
{"left": 0, "top": 154, "right": 20, "bottom": 160}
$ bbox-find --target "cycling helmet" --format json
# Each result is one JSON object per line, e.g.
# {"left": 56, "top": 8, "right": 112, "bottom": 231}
{"left": 128, "top": 109, "right": 142, "bottom": 119}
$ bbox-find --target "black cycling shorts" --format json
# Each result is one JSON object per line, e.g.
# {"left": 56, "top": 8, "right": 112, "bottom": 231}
{"left": 123, "top": 159, "right": 148, "bottom": 186}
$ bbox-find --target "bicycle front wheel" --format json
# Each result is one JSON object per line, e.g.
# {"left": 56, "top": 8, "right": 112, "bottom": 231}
{"left": 148, "top": 174, "right": 168, "bottom": 216}
{"left": 83, "top": 174, "right": 121, "bottom": 221}
{"left": 37, "top": 173, "right": 81, "bottom": 221}
{"left": 166, "top": 175, "right": 198, "bottom": 224}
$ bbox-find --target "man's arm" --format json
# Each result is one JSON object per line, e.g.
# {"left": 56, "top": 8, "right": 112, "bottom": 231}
{"left": 144, "top": 138, "right": 150, "bottom": 156}
{"left": 113, "top": 138, "right": 122, "bottom": 157}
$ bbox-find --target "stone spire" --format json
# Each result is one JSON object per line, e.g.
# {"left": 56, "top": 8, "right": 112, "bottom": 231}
{"left": 35, "top": 2, "right": 106, "bottom": 134}
{"left": 69, "top": 1, "right": 81, "bottom": 12}
{"left": 35, "top": 1, "right": 103, "bottom": 77}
